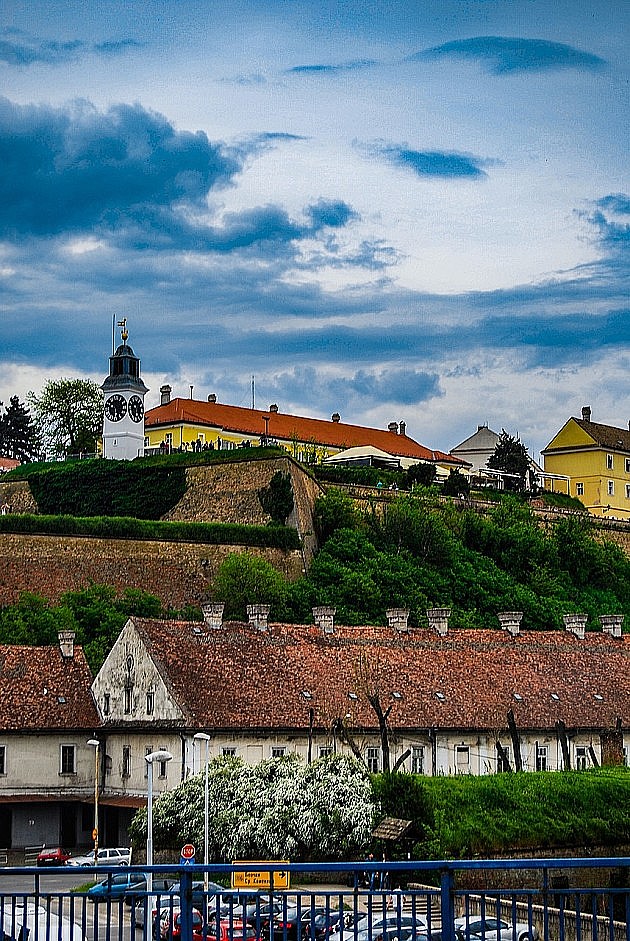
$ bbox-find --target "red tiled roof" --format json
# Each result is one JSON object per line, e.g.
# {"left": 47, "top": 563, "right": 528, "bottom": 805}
{"left": 131, "top": 618, "right": 630, "bottom": 733}
{"left": 0, "top": 645, "right": 99, "bottom": 731}
{"left": 0, "top": 458, "right": 19, "bottom": 472}
{"left": 145, "top": 398, "right": 462, "bottom": 465}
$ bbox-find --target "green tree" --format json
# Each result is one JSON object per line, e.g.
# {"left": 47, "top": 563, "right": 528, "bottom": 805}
{"left": 28, "top": 378, "right": 103, "bottom": 458}
{"left": 487, "top": 430, "right": 530, "bottom": 492}
{"left": 258, "top": 471, "right": 294, "bottom": 525}
{"left": 0, "top": 396, "right": 39, "bottom": 462}
{"left": 442, "top": 468, "right": 470, "bottom": 497}
{"left": 211, "top": 552, "right": 288, "bottom": 620}
{"left": 406, "top": 462, "right": 437, "bottom": 489}
{"left": 314, "top": 488, "right": 358, "bottom": 543}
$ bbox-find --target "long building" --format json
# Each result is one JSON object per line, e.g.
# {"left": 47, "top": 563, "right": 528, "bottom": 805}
{"left": 144, "top": 387, "right": 465, "bottom": 473}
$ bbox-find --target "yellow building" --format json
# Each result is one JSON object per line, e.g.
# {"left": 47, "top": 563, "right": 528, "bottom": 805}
{"left": 542, "top": 406, "right": 630, "bottom": 519}
{"left": 144, "top": 386, "right": 466, "bottom": 475}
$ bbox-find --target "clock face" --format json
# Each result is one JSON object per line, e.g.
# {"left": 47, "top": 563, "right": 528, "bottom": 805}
{"left": 104, "top": 394, "right": 127, "bottom": 422}
{"left": 128, "top": 395, "right": 144, "bottom": 423}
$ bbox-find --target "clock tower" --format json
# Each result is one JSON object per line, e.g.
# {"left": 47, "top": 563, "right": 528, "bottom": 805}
{"left": 101, "top": 320, "right": 149, "bottom": 460}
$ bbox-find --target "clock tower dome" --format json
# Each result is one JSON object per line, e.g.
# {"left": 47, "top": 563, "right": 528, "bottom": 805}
{"left": 101, "top": 320, "right": 149, "bottom": 460}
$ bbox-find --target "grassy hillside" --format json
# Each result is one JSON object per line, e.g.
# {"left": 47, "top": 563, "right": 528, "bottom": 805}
{"left": 373, "top": 767, "right": 630, "bottom": 858}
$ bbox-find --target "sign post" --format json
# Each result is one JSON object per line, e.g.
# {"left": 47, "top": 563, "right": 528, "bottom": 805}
{"left": 231, "top": 862, "right": 290, "bottom": 890}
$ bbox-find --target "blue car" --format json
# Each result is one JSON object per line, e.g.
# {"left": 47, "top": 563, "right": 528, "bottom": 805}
{"left": 87, "top": 872, "right": 148, "bottom": 902}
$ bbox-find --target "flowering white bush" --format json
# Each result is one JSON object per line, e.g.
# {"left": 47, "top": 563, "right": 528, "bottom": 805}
{"left": 129, "top": 754, "right": 375, "bottom": 861}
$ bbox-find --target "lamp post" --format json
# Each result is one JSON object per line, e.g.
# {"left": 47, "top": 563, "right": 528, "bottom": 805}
{"left": 193, "top": 732, "right": 211, "bottom": 892}
{"left": 87, "top": 739, "right": 100, "bottom": 866}
{"left": 145, "top": 750, "right": 173, "bottom": 899}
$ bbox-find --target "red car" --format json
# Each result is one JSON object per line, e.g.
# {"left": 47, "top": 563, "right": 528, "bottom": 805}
{"left": 36, "top": 847, "right": 72, "bottom": 867}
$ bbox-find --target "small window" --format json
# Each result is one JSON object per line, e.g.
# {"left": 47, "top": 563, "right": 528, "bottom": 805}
{"left": 165, "top": 433, "right": 173, "bottom": 445}
{"left": 60, "top": 744, "right": 76, "bottom": 775}
{"left": 222, "top": 747, "right": 237, "bottom": 757}
{"left": 271, "top": 747, "right": 286, "bottom": 759}
{"left": 103, "top": 693, "right": 111, "bottom": 716}
{"left": 575, "top": 746, "right": 588, "bottom": 770}
{"left": 497, "top": 744, "right": 511, "bottom": 773}
{"left": 608, "top": 480, "right": 615, "bottom": 496}
{"left": 319, "top": 746, "right": 332, "bottom": 759}
{"left": 105, "top": 754, "right": 112, "bottom": 777}
{"left": 576, "top": 482, "right": 584, "bottom": 497}
{"left": 144, "top": 746, "right": 153, "bottom": 777}
{"left": 0, "top": 744, "right": 6, "bottom": 775}
{"left": 607, "top": 454, "right": 613, "bottom": 470}
{"left": 122, "top": 746, "right": 131, "bottom": 778}
{"left": 625, "top": 459, "right": 630, "bottom": 474}
{"left": 144, "top": 436, "right": 149, "bottom": 448}
{"left": 536, "top": 744, "right": 548, "bottom": 772}
{"left": 625, "top": 484, "right": 630, "bottom": 500}
{"left": 455, "top": 745, "right": 470, "bottom": 774}
{"left": 366, "top": 747, "right": 380, "bottom": 773}
{"left": 146, "top": 690, "right": 155, "bottom": 715}
{"left": 411, "top": 745, "right": 425, "bottom": 774}
{"left": 158, "top": 748, "right": 169, "bottom": 778}
{"left": 124, "top": 686, "right": 132, "bottom": 714}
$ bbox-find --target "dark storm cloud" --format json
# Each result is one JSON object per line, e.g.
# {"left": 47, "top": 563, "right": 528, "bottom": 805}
{"left": 419, "top": 37, "right": 606, "bottom": 74}
{"left": 366, "top": 142, "right": 490, "bottom": 178}
{"left": 0, "top": 98, "right": 241, "bottom": 238}
{"left": 0, "top": 29, "right": 142, "bottom": 66}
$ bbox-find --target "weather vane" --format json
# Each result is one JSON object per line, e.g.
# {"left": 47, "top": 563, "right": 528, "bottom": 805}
{"left": 117, "top": 318, "right": 128, "bottom": 342}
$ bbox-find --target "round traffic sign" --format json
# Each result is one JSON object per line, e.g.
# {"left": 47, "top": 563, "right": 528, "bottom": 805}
{"left": 181, "top": 843, "right": 195, "bottom": 859}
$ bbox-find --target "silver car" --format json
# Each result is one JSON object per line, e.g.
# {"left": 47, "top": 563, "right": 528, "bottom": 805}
{"left": 454, "top": 916, "right": 539, "bottom": 941}
{"left": 66, "top": 846, "right": 132, "bottom": 867}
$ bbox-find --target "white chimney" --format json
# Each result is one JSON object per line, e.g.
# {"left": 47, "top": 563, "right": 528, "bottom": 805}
{"left": 58, "top": 631, "right": 75, "bottom": 659}
{"left": 600, "top": 614, "right": 624, "bottom": 638}
{"left": 247, "top": 604, "right": 271, "bottom": 631}
{"left": 563, "top": 613, "right": 588, "bottom": 639}
{"left": 497, "top": 611, "right": 523, "bottom": 636}
{"left": 312, "top": 606, "right": 336, "bottom": 634}
{"left": 201, "top": 602, "right": 225, "bottom": 630}
{"left": 427, "top": 608, "right": 451, "bottom": 636}
{"left": 387, "top": 608, "right": 410, "bottom": 633}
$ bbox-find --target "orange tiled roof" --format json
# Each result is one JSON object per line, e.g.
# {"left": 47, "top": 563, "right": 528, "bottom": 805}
{"left": 0, "top": 645, "right": 99, "bottom": 731}
{"left": 145, "top": 398, "right": 463, "bottom": 465}
{"left": 131, "top": 618, "right": 630, "bottom": 733}
{"left": 0, "top": 458, "right": 20, "bottom": 473}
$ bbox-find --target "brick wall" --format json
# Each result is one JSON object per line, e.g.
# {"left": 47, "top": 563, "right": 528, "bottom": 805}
{"left": 0, "top": 533, "right": 303, "bottom": 607}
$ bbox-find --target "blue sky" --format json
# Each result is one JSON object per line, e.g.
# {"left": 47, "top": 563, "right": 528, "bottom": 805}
{"left": 1, "top": 0, "right": 628, "bottom": 461}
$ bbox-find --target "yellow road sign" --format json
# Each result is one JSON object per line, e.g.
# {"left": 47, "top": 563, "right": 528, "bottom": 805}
{"left": 231, "top": 861, "right": 290, "bottom": 890}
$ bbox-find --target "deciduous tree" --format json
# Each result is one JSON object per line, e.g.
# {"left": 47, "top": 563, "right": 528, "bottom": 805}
{"left": 28, "top": 378, "right": 103, "bottom": 458}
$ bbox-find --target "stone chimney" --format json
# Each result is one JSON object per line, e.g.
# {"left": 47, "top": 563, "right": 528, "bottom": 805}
{"left": 600, "top": 614, "right": 624, "bottom": 638}
{"left": 201, "top": 602, "right": 224, "bottom": 630}
{"left": 58, "top": 631, "right": 75, "bottom": 659}
{"left": 497, "top": 611, "right": 523, "bottom": 636}
{"left": 582, "top": 406, "right": 591, "bottom": 422}
{"left": 269, "top": 404, "right": 279, "bottom": 413}
{"left": 247, "top": 604, "right": 270, "bottom": 631}
{"left": 331, "top": 412, "right": 341, "bottom": 423}
{"left": 399, "top": 421, "right": 406, "bottom": 437}
{"left": 563, "top": 613, "right": 588, "bottom": 639}
{"left": 427, "top": 608, "right": 451, "bottom": 636}
{"left": 160, "top": 384, "right": 171, "bottom": 406}
{"left": 312, "top": 606, "right": 336, "bottom": 634}
{"left": 387, "top": 608, "right": 410, "bottom": 633}
{"left": 388, "top": 421, "right": 399, "bottom": 434}
{"left": 207, "top": 393, "right": 217, "bottom": 404}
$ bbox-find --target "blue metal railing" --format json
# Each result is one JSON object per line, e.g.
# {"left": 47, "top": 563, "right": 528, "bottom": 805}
{"left": 0, "top": 858, "right": 628, "bottom": 941}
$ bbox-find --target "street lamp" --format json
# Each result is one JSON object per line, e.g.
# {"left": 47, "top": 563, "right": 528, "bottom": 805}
{"left": 87, "top": 739, "right": 100, "bottom": 866}
{"left": 193, "top": 732, "right": 211, "bottom": 892}
{"left": 145, "top": 750, "right": 173, "bottom": 899}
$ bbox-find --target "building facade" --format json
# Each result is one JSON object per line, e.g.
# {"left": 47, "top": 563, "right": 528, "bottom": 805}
{"left": 542, "top": 407, "right": 630, "bottom": 518}
{"left": 144, "top": 389, "right": 465, "bottom": 475}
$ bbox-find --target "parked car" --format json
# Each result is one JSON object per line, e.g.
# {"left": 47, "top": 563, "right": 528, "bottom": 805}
{"left": 2, "top": 904, "right": 86, "bottom": 941}
{"left": 157, "top": 907, "right": 205, "bottom": 941}
{"left": 67, "top": 846, "right": 131, "bottom": 867}
{"left": 454, "top": 917, "right": 539, "bottom": 941}
{"left": 87, "top": 871, "right": 148, "bottom": 901}
{"left": 36, "top": 846, "right": 72, "bottom": 866}
{"left": 204, "top": 917, "right": 259, "bottom": 941}
{"left": 329, "top": 913, "right": 427, "bottom": 941}
{"left": 270, "top": 907, "right": 346, "bottom": 941}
